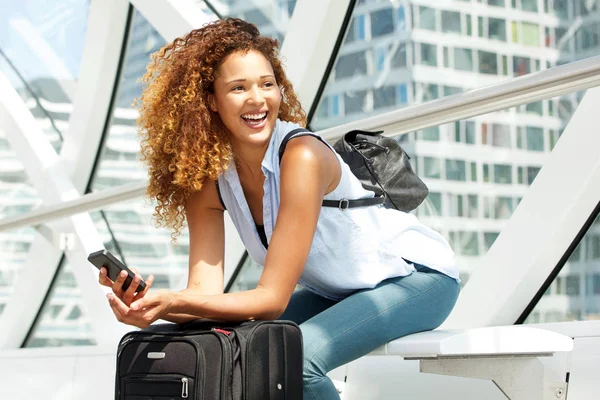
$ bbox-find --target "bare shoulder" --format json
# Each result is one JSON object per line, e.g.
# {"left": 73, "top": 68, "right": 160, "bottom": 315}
{"left": 281, "top": 135, "right": 337, "bottom": 169}
{"left": 185, "top": 178, "right": 224, "bottom": 219}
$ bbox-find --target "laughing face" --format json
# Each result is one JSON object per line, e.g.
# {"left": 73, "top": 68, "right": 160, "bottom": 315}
{"left": 209, "top": 50, "right": 282, "bottom": 149}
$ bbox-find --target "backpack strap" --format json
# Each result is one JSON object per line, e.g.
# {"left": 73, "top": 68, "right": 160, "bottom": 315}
{"left": 278, "top": 128, "right": 385, "bottom": 210}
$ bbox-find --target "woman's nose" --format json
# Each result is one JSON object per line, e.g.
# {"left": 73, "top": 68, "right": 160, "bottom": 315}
{"left": 247, "top": 86, "right": 265, "bottom": 104}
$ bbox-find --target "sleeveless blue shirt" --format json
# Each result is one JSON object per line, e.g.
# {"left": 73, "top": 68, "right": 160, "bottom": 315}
{"left": 217, "top": 120, "right": 459, "bottom": 300}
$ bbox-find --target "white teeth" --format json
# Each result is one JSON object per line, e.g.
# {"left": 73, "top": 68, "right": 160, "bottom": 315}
{"left": 242, "top": 112, "right": 266, "bottom": 120}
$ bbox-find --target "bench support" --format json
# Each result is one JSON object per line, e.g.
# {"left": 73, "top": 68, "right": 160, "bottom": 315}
{"left": 417, "top": 354, "right": 569, "bottom": 400}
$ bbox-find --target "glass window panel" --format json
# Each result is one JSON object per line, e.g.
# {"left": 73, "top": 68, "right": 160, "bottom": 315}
{"left": 494, "top": 164, "right": 512, "bottom": 184}
{"left": 454, "top": 48, "right": 474, "bottom": 71}
{"left": 446, "top": 159, "right": 467, "bottom": 181}
{"left": 25, "top": 260, "right": 96, "bottom": 347}
{"left": 421, "top": 126, "right": 440, "bottom": 141}
{"left": 371, "top": 8, "right": 394, "bottom": 38}
{"left": 494, "top": 196, "right": 514, "bottom": 219}
{"left": 521, "top": 22, "right": 541, "bottom": 46}
{"left": 521, "top": 0, "right": 539, "bottom": 12}
{"left": 527, "top": 166, "right": 541, "bottom": 184}
{"left": 513, "top": 56, "right": 531, "bottom": 76}
{"left": 373, "top": 85, "right": 396, "bottom": 109}
{"left": 0, "top": 1, "right": 90, "bottom": 152}
{"left": 458, "top": 231, "right": 480, "bottom": 256}
{"left": 335, "top": 51, "right": 367, "bottom": 79}
{"left": 344, "top": 90, "right": 367, "bottom": 115}
{"left": 525, "top": 213, "right": 600, "bottom": 323}
{"left": 492, "top": 124, "right": 511, "bottom": 147}
{"left": 489, "top": 18, "right": 507, "bottom": 41}
{"left": 526, "top": 127, "right": 545, "bottom": 151}
{"left": 423, "top": 157, "right": 441, "bottom": 179}
{"left": 419, "top": 6, "right": 436, "bottom": 31}
{"left": 391, "top": 43, "right": 408, "bottom": 68}
{"left": 421, "top": 192, "right": 442, "bottom": 217}
{"left": 441, "top": 10, "right": 461, "bottom": 34}
{"left": 420, "top": 43, "right": 438, "bottom": 67}
{"left": 482, "top": 0, "right": 506, "bottom": 6}
{"left": 479, "top": 51, "right": 499, "bottom": 74}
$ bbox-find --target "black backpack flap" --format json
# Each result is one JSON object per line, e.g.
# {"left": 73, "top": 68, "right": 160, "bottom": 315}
{"left": 333, "top": 130, "right": 429, "bottom": 212}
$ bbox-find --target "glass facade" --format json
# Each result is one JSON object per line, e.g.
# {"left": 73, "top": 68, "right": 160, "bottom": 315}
{"left": 526, "top": 212, "right": 600, "bottom": 323}
{"left": 1, "top": 0, "right": 600, "bottom": 348}
{"left": 0, "top": 0, "right": 89, "bottom": 323}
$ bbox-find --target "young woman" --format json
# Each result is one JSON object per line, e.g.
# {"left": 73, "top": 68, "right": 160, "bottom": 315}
{"left": 99, "top": 18, "right": 460, "bottom": 399}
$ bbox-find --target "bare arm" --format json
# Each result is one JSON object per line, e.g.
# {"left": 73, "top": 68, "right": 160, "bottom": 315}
{"left": 164, "top": 136, "right": 340, "bottom": 321}
{"left": 160, "top": 179, "right": 226, "bottom": 323}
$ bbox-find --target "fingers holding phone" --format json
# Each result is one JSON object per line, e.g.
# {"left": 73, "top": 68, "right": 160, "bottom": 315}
{"left": 90, "top": 250, "right": 154, "bottom": 306}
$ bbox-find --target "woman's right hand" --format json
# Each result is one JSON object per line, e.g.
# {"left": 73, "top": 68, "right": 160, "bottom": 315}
{"left": 98, "top": 267, "right": 154, "bottom": 307}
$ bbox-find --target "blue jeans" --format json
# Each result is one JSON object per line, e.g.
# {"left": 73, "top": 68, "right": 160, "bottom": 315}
{"left": 279, "top": 263, "right": 460, "bottom": 400}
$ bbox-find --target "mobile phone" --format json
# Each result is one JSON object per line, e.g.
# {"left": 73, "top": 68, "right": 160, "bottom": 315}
{"left": 87, "top": 249, "right": 146, "bottom": 292}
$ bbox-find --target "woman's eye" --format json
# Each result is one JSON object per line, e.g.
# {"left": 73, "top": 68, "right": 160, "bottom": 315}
{"left": 263, "top": 82, "right": 274, "bottom": 88}
{"left": 232, "top": 86, "right": 244, "bottom": 91}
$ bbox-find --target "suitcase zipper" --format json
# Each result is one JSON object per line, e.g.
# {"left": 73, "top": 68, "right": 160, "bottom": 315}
{"left": 212, "top": 328, "right": 236, "bottom": 400}
{"left": 123, "top": 374, "right": 192, "bottom": 399}
{"left": 181, "top": 377, "right": 189, "bottom": 398}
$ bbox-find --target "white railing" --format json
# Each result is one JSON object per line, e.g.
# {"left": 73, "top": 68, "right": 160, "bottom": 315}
{"left": 1, "top": 54, "right": 600, "bottom": 233}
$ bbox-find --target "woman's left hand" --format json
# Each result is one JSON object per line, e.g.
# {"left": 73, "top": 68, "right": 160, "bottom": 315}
{"left": 107, "top": 290, "right": 174, "bottom": 329}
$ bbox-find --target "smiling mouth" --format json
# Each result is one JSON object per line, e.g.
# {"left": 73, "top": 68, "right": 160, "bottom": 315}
{"left": 241, "top": 111, "right": 268, "bottom": 126}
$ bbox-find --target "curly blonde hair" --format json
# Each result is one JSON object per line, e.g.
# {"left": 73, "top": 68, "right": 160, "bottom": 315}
{"left": 137, "top": 18, "right": 307, "bottom": 238}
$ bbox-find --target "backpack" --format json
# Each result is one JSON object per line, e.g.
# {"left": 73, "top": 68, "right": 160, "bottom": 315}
{"left": 278, "top": 128, "right": 428, "bottom": 212}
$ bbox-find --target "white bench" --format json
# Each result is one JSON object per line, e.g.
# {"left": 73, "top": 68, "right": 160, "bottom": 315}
{"left": 337, "top": 326, "right": 574, "bottom": 400}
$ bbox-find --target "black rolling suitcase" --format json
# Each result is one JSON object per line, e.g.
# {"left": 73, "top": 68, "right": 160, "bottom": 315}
{"left": 115, "top": 319, "right": 303, "bottom": 400}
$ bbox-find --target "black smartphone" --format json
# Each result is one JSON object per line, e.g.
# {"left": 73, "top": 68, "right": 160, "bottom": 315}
{"left": 87, "top": 249, "right": 146, "bottom": 292}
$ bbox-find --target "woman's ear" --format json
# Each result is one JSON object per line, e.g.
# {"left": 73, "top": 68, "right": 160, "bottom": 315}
{"left": 207, "top": 94, "right": 218, "bottom": 113}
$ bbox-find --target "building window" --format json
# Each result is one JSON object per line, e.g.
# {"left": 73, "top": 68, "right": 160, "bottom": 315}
{"left": 479, "top": 17, "right": 507, "bottom": 41}
{"left": 479, "top": 0, "right": 505, "bottom": 6}
{"left": 335, "top": 51, "right": 367, "bottom": 79}
{"left": 513, "top": 56, "right": 531, "bottom": 76}
{"left": 512, "top": 21, "right": 541, "bottom": 46}
{"left": 566, "top": 275, "right": 581, "bottom": 296}
{"left": 526, "top": 166, "right": 540, "bottom": 184}
{"left": 397, "top": 83, "right": 408, "bottom": 104}
{"left": 526, "top": 127, "right": 545, "bottom": 151}
{"left": 494, "top": 164, "right": 512, "bottom": 184}
{"left": 446, "top": 159, "right": 467, "bottom": 181}
{"left": 494, "top": 196, "right": 514, "bottom": 219}
{"left": 392, "top": 43, "right": 408, "bottom": 68}
{"left": 344, "top": 90, "right": 367, "bottom": 115}
{"left": 441, "top": 10, "right": 461, "bottom": 34}
{"left": 396, "top": 6, "right": 406, "bottom": 32}
{"left": 479, "top": 50, "right": 499, "bottom": 74}
{"left": 422, "top": 192, "right": 442, "bottom": 216}
{"left": 484, "top": 231, "right": 499, "bottom": 250}
{"left": 375, "top": 46, "right": 387, "bottom": 71}
{"left": 331, "top": 94, "right": 340, "bottom": 117}
{"left": 454, "top": 47, "right": 474, "bottom": 71}
{"left": 371, "top": 8, "right": 394, "bottom": 38}
{"left": 492, "top": 124, "right": 511, "bottom": 148}
{"left": 357, "top": 14, "right": 366, "bottom": 40}
{"left": 419, "top": 43, "right": 438, "bottom": 66}
{"left": 373, "top": 86, "right": 396, "bottom": 109}
{"left": 418, "top": 6, "right": 436, "bottom": 31}
{"left": 423, "top": 157, "right": 441, "bottom": 179}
